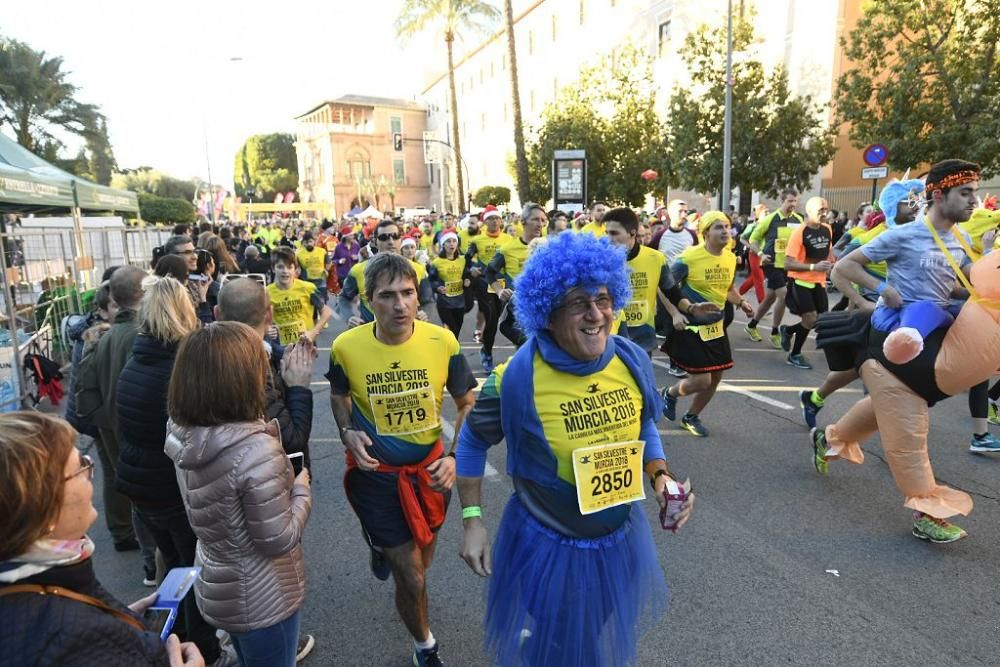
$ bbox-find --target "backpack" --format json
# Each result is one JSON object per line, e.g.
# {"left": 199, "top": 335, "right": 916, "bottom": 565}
{"left": 23, "top": 352, "right": 64, "bottom": 407}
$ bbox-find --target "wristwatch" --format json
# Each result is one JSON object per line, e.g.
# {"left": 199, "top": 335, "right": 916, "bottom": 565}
{"left": 649, "top": 468, "right": 677, "bottom": 490}
{"left": 339, "top": 426, "right": 356, "bottom": 439}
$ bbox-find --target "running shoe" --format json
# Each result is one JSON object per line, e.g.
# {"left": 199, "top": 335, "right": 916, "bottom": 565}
{"left": 810, "top": 428, "right": 829, "bottom": 475}
{"left": 799, "top": 389, "right": 822, "bottom": 430}
{"left": 296, "top": 635, "right": 315, "bottom": 662}
{"left": 989, "top": 400, "right": 1000, "bottom": 426}
{"left": 768, "top": 332, "right": 783, "bottom": 349}
{"left": 667, "top": 362, "right": 688, "bottom": 378}
{"left": 142, "top": 565, "right": 156, "bottom": 587}
{"left": 744, "top": 324, "right": 762, "bottom": 342}
{"left": 661, "top": 387, "right": 677, "bottom": 421}
{"left": 479, "top": 351, "right": 494, "bottom": 374}
{"left": 681, "top": 413, "right": 708, "bottom": 437}
{"left": 413, "top": 643, "right": 445, "bottom": 667}
{"left": 786, "top": 353, "right": 812, "bottom": 369}
{"left": 911, "top": 512, "right": 968, "bottom": 543}
{"left": 969, "top": 432, "right": 1000, "bottom": 454}
{"left": 779, "top": 324, "right": 792, "bottom": 352}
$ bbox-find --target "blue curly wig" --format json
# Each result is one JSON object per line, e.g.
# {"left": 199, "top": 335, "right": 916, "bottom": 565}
{"left": 513, "top": 232, "right": 631, "bottom": 337}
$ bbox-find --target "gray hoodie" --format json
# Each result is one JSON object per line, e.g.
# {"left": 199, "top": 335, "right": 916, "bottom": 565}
{"left": 164, "top": 418, "right": 311, "bottom": 633}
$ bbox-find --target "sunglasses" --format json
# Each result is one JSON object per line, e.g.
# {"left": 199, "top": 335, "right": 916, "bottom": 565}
{"left": 377, "top": 233, "right": 401, "bottom": 242}
{"left": 65, "top": 453, "right": 95, "bottom": 482}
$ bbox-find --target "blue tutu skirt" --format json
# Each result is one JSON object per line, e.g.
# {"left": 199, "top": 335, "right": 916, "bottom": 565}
{"left": 484, "top": 494, "right": 669, "bottom": 667}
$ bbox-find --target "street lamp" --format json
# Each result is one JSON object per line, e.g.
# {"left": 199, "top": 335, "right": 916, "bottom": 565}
{"left": 201, "top": 56, "right": 245, "bottom": 224}
{"left": 720, "top": 0, "right": 734, "bottom": 212}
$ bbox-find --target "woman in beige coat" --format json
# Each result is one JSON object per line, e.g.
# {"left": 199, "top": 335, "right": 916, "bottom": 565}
{"left": 165, "top": 322, "right": 312, "bottom": 667}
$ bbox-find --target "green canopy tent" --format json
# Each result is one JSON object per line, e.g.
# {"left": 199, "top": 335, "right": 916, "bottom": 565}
{"left": 0, "top": 133, "right": 138, "bottom": 214}
{"left": 0, "top": 133, "right": 139, "bottom": 410}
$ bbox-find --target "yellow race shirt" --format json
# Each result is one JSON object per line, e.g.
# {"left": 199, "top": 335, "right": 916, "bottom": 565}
{"left": 267, "top": 279, "right": 320, "bottom": 345}
{"left": 856, "top": 223, "right": 889, "bottom": 279}
{"left": 622, "top": 245, "right": 667, "bottom": 331}
{"left": 491, "top": 353, "right": 642, "bottom": 486}
{"left": 496, "top": 237, "right": 530, "bottom": 284}
{"left": 470, "top": 231, "right": 513, "bottom": 267}
{"left": 327, "top": 321, "right": 475, "bottom": 464}
{"left": 674, "top": 244, "right": 737, "bottom": 307}
{"left": 296, "top": 246, "right": 328, "bottom": 282}
{"left": 580, "top": 221, "right": 606, "bottom": 237}
{"left": 429, "top": 255, "right": 467, "bottom": 300}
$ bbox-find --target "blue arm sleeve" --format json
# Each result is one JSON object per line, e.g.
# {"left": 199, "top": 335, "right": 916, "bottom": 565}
{"left": 456, "top": 423, "right": 492, "bottom": 477}
{"left": 640, "top": 416, "right": 665, "bottom": 463}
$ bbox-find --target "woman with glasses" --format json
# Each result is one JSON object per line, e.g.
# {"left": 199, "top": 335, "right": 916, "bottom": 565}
{"left": 455, "top": 232, "right": 695, "bottom": 667}
{"left": 0, "top": 412, "right": 205, "bottom": 666}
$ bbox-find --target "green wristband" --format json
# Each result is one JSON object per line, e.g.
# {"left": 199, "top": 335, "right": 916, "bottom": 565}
{"left": 462, "top": 506, "right": 483, "bottom": 520}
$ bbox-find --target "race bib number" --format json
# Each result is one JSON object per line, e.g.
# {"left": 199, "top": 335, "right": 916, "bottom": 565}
{"left": 368, "top": 387, "right": 440, "bottom": 436}
{"left": 278, "top": 324, "right": 305, "bottom": 346}
{"left": 622, "top": 300, "right": 648, "bottom": 325}
{"left": 445, "top": 280, "right": 464, "bottom": 297}
{"left": 774, "top": 237, "right": 788, "bottom": 254}
{"left": 488, "top": 278, "right": 506, "bottom": 294}
{"left": 572, "top": 441, "right": 645, "bottom": 515}
{"left": 697, "top": 320, "right": 725, "bottom": 341}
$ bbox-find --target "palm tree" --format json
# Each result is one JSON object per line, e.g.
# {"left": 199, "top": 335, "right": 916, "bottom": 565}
{"left": 0, "top": 39, "right": 103, "bottom": 154}
{"left": 396, "top": 0, "right": 501, "bottom": 214}
{"left": 503, "top": 0, "right": 530, "bottom": 205}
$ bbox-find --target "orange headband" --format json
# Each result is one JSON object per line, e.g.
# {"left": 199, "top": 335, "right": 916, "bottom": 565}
{"left": 925, "top": 170, "right": 979, "bottom": 192}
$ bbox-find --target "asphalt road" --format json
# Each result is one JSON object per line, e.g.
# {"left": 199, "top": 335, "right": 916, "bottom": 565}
{"left": 91, "top": 303, "right": 1000, "bottom": 667}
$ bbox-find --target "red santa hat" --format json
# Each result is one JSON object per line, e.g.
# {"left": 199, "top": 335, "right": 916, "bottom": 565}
{"left": 481, "top": 205, "right": 502, "bottom": 221}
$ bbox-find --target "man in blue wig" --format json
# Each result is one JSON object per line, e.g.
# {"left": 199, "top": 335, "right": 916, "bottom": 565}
{"left": 455, "top": 232, "right": 695, "bottom": 667}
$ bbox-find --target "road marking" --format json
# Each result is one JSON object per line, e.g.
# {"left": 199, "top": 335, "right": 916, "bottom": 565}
{"left": 718, "top": 385, "right": 862, "bottom": 394}
{"left": 461, "top": 344, "right": 516, "bottom": 350}
{"left": 651, "top": 358, "right": 795, "bottom": 410}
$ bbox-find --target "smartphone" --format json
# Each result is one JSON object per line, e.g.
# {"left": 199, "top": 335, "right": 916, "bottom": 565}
{"left": 144, "top": 566, "right": 200, "bottom": 642}
{"left": 287, "top": 452, "right": 304, "bottom": 475}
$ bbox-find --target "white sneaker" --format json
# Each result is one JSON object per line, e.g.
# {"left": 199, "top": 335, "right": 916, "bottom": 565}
{"left": 209, "top": 643, "right": 239, "bottom": 667}
{"left": 296, "top": 634, "right": 315, "bottom": 662}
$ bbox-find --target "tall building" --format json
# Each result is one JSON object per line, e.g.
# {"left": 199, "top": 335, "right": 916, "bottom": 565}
{"left": 294, "top": 95, "right": 433, "bottom": 217}
{"left": 420, "top": 0, "right": 888, "bottom": 214}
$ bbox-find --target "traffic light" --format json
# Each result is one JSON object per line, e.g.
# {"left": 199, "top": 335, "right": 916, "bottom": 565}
{"left": 393, "top": 132, "right": 403, "bottom": 151}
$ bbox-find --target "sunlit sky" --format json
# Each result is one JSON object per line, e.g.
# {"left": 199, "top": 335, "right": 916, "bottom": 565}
{"left": 4, "top": 0, "right": 448, "bottom": 188}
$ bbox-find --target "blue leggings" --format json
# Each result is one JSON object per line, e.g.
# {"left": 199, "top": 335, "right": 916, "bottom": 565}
{"left": 230, "top": 610, "right": 300, "bottom": 667}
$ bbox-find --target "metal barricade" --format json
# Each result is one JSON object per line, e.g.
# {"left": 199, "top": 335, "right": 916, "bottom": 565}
{"left": 0, "top": 229, "right": 82, "bottom": 410}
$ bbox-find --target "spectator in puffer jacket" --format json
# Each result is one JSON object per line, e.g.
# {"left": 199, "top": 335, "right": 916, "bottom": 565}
{"left": 115, "top": 276, "right": 225, "bottom": 665}
{"left": 165, "top": 322, "right": 312, "bottom": 667}
{"left": 0, "top": 411, "right": 204, "bottom": 667}
{"left": 215, "top": 277, "right": 315, "bottom": 468}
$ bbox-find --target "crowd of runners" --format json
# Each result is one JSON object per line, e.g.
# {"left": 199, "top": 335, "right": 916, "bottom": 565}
{"left": 0, "top": 157, "right": 997, "bottom": 666}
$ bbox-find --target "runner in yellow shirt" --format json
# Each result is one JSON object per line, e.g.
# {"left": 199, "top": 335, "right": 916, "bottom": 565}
{"left": 485, "top": 203, "right": 546, "bottom": 348}
{"left": 267, "top": 247, "right": 332, "bottom": 345}
{"left": 662, "top": 211, "right": 754, "bottom": 437}
{"left": 579, "top": 200, "right": 609, "bottom": 237}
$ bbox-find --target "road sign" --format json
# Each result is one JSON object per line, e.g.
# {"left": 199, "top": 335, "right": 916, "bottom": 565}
{"left": 862, "top": 166, "right": 888, "bottom": 180}
{"left": 422, "top": 131, "right": 441, "bottom": 164}
{"left": 863, "top": 144, "right": 889, "bottom": 167}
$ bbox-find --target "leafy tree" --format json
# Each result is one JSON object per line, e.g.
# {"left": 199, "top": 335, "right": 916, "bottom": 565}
{"left": 111, "top": 168, "right": 197, "bottom": 202}
{"left": 0, "top": 38, "right": 106, "bottom": 155}
{"left": 137, "top": 192, "right": 195, "bottom": 224}
{"left": 502, "top": 0, "right": 530, "bottom": 204}
{"left": 472, "top": 185, "right": 512, "bottom": 207}
{"left": 523, "top": 46, "right": 667, "bottom": 207}
{"left": 233, "top": 133, "right": 298, "bottom": 201}
{"left": 396, "top": 0, "right": 501, "bottom": 213}
{"left": 665, "top": 11, "right": 835, "bottom": 203}
{"left": 836, "top": 0, "right": 1000, "bottom": 176}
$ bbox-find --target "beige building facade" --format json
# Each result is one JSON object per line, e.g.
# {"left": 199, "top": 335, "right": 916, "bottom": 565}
{"left": 295, "top": 95, "right": 434, "bottom": 217}
{"left": 420, "top": 0, "right": 895, "bottom": 214}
